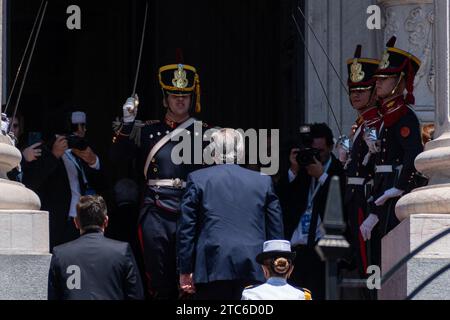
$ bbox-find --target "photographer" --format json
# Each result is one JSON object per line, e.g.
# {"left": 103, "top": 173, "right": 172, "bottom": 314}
{"left": 22, "top": 111, "right": 104, "bottom": 251}
{"left": 277, "top": 123, "right": 345, "bottom": 300}
{"left": 8, "top": 114, "right": 50, "bottom": 181}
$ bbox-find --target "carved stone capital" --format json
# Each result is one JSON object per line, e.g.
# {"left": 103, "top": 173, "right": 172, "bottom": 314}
{"left": 378, "top": 0, "right": 435, "bottom": 114}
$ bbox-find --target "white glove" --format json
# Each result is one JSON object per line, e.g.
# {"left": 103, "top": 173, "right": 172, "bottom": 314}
{"left": 363, "top": 128, "right": 380, "bottom": 154}
{"left": 374, "top": 187, "right": 404, "bottom": 206}
{"left": 364, "top": 137, "right": 380, "bottom": 154}
{"left": 1, "top": 113, "right": 9, "bottom": 134}
{"left": 122, "top": 95, "right": 139, "bottom": 123}
{"left": 336, "top": 145, "right": 349, "bottom": 164}
{"left": 360, "top": 213, "right": 379, "bottom": 241}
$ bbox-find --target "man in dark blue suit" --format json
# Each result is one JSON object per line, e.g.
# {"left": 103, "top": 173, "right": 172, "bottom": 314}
{"left": 178, "top": 128, "right": 284, "bottom": 300}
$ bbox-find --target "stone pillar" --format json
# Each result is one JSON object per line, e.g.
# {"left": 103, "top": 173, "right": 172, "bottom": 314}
{"left": 378, "top": 0, "right": 435, "bottom": 123}
{"left": 380, "top": 0, "right": 450, "bottom": 300}
{"left": 0, "top": 0, "right": 51, "bottom": 300}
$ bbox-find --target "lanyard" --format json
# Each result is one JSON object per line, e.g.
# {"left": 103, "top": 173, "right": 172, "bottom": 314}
{"left": 306, "top": 157, "right": 332, "bottom": 210}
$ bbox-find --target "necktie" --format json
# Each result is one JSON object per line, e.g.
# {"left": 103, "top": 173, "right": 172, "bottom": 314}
{"left": 73, "top": 155, "right": 87, "bottom": 196}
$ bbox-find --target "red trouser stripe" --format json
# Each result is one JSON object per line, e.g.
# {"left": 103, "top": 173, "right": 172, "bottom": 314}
{"left": 358, "top": 208, "right": 368, "bottom": 273}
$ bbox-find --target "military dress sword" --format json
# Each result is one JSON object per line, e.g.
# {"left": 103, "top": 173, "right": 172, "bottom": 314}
{"left": 128, "top": 0, "right": 149, "bottom": 113}
{"left": 291, "top": 14, "right": 343, "bottom": 137}
{"left": 9, "top": 1, "right": 48, "bottom": 134}
{"left": 293, "top": 5, "right": 356, "bottom": 152}
{"left": 4, "top": 0, "right": 46, "bottom": 116}
{"left": 296, "top": 5, "right": 349, "bottom": 95}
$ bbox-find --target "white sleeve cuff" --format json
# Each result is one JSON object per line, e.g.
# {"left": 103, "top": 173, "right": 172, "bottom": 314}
{"left": 288, "top": 169, "right": 296, "bottom": 183}
{"left": 318, "top": 172, "right": 329, "bottom": 185}
{"left": 89, "top": 156, "right": 100, "bottom": 170}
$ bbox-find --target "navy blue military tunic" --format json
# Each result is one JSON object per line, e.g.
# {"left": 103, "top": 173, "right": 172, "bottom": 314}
{"left": 344, "top": 106, "right": 382, "bottom": 275}
{"left": 112, "top": 117, "right": 211, "bottom": 213}
{"left": 370, "top": 96, "right": 423, "bottom": 235}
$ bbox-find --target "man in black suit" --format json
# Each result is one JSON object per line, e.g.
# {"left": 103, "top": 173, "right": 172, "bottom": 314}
{"left": 178, "top": 128, "right": 284, "bottom": 300}
{"left": 48, "top": 195, "right": 144, "bottom": 300}
{"left": 277, "top": 123, "right": 346, "bottom": 300}
{"left": 22, "top": 111, "right": 104, "bottom": 251}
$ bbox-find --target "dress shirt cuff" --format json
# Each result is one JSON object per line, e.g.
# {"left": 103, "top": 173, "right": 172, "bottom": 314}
{"left": 89, "top": 156, "right": 100, "bottom": 170}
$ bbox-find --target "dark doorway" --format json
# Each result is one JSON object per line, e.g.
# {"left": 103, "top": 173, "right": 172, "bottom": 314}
{"left": 6, "top": 0, "right": 304, "bottom": 171}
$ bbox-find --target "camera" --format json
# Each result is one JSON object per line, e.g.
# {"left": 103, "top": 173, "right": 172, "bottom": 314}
{"left": 294, "top": 125, "right": 321, "bottom": 167}
{"left": 296, "top": 148, "right": 321, "bottom": 166}
{"left": 66, "top": 134, "right": 88, "bottom": 151}
{"left": 46, "top": 133, "right": 89, "bottom": 151}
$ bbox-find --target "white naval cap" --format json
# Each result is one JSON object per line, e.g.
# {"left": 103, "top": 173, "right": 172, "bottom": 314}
{"left": 71, "top": 111, "right": 86, "bottom": 124}
{"left": 263, "top": 240, "right": 291, "bottom": 253}
{"left": 256, "top": 240, "right": 295, "bottom": 264}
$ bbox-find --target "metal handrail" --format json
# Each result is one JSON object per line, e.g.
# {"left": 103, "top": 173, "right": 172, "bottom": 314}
{"left": 405, "top": 263, "right": 450, "bottom": 300}
{"left": 381, "top": 228, "right": 450, "bottom": 286}
{"left": 337, "top": 228, "right": 450, "bottom": 293}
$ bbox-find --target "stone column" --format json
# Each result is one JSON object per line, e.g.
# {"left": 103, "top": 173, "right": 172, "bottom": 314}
{"left": 379, "top": 0, "right": 435, "bottom": 123}
{"left": 379, "top": 0, "right": 450, "bottom": 300}
{"left": 0, "top": 0, "right": 51, "bottom": 300}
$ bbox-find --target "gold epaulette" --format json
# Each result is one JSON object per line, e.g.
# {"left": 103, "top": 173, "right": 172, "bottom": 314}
{"left": 112, "top": 119, "right": 160, "bottom": 147}
{"left": 303, "top": 288, "right": 312, "bottom": 300}
{"left": 132, "top": 120, "right": 160, "bottom": 146}
{"left": 112, "top": 117, "right": 123, "bottom": 133}
{"left": 244, "top": 283, "right": 263, "bottom": 290}
{"left": 112, "top": 118, "right": 128, "bottom": 143}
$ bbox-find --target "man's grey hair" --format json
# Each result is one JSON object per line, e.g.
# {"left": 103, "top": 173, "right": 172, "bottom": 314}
{"left": 210, "top": 128, "right": 244, "bottom": 164}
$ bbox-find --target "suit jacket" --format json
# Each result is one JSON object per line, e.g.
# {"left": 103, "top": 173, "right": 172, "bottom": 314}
{"left": 22, "top": 147, "right": 105, "bottom": 250}
{"left": 277, "top": 154, "right": 346, "bottom": 247}
{"left": 48, "top": 230, "right": 144, "bottom": 300}
{"left": 178, "top": 164, "right": 284, "bottom": 284}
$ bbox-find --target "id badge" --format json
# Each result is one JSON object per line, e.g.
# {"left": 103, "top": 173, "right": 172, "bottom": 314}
{"left": 301, "top": 209, "right": 312, "bottom": 234}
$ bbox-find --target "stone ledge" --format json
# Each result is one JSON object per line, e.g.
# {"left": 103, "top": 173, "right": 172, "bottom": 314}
{"left": 0, "top": 253, "right": 52, "bottom": 300}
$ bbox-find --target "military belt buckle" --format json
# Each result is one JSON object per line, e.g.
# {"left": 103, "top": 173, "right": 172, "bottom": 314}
{"left": 173, "top": 178, "right": 183, "bottom": 189}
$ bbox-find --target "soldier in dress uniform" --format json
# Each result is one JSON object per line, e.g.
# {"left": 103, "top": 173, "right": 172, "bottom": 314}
{"left": 241, "top": 240, "right": 311, "bottom": 300}
{"left": 111, "top": 62, "right": 210, "bottom": 299}
{"left": 340, "top": 45, "right": 382, "bottom": 291}
{"left": 360, "top": 36, "right": 425, "bottom": 241}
